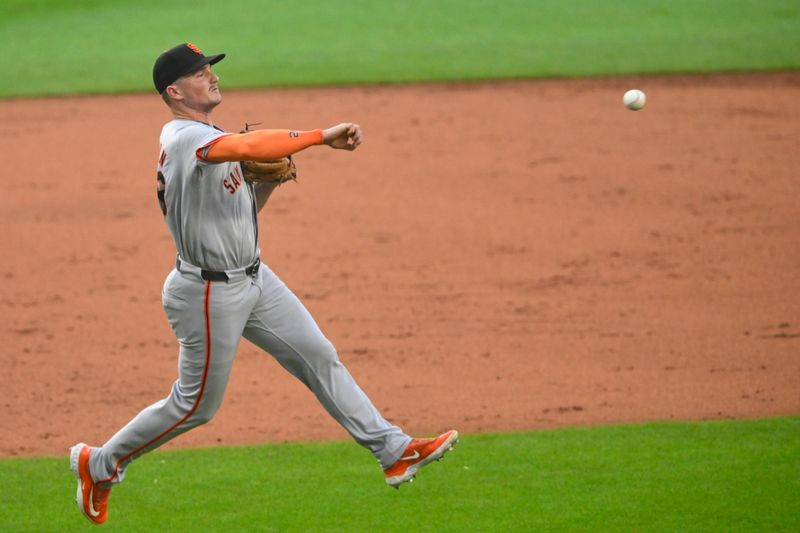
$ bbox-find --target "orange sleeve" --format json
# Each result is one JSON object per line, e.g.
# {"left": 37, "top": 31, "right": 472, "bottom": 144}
{"left": 198, "top": 129, "right": 324, "bottom": 162}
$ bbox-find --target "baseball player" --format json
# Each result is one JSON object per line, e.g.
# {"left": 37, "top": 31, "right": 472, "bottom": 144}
{"left": 68, "top": 43, "right": 458, "bottom": 525}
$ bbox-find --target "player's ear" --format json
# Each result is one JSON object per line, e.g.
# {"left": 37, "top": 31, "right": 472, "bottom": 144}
{"left": 165, "top": 84, "right": 182, "bottom": 101}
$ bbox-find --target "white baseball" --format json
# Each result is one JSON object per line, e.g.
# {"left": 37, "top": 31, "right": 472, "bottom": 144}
{"left": 623, "top": 89, "right": 646, "bottom": 111}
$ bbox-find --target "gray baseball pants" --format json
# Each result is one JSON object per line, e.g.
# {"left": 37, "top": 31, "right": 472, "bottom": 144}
{"left": 89, "top": 262, "right": 411, "bottom": 485}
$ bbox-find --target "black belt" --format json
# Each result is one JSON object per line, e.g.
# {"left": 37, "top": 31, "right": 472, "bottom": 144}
{"left": 176, "top": 257, "right": 260, "bottom": 282}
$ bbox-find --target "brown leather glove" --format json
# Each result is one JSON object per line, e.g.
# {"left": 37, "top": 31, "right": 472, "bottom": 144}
{"left": 239, "top": 122, "right": 298, "bottom": 185}
{"left": 240, "top": 157, "right": 297, "bottom": 185}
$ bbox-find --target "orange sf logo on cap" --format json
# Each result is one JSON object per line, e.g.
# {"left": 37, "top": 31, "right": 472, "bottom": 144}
{"left": 187, "top": 43, "right": 203, "bottom": 55}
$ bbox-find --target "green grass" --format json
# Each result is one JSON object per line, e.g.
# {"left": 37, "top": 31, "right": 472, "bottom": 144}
{"left": 0, "top": 0, "right": 798, "bottom": 97}
{"left": 0, "top": 418, "right": 798, "bottom": 532}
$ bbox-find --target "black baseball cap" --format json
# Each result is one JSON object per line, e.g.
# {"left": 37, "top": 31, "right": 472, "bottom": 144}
{"left": 153, "top": 42, "right": 225, "bottom": 94}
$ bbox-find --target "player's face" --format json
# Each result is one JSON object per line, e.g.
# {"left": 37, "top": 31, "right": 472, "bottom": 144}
{"left": 175, "top": 64, "right": 222, "bottom": 111}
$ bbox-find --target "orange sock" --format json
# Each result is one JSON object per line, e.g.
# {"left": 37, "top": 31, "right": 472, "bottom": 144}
{"left": 198, "top": 129, "right": 324, "bottom": 162}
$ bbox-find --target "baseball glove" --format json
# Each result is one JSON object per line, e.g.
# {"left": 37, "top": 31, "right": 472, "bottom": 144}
{"left": 239, "top": 122, "right": 298, "bottom": 185}
{"left": 240, "top": 157, "right": 297, "bottom": 185}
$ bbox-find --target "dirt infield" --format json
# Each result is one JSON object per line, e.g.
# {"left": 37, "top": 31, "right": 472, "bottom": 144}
{"left": 1, "top": 73, "right": 798, "bottom": 457}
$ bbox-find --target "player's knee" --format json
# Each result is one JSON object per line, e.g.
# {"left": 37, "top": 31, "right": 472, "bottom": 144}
{"left": 310, "top": 337, "right": 338, "bottom": 363}
{"left": 172, "top": 386, "right": 222, "bottom": 426}
{"left": 319, "top": 343, "right": 352, "bottom": 381}
{"left": 190, "top": 398, "right": 222, "bottom": 426}
{"left": 190, "top": 411, "right": 215, "bottom": 426}
{"left": 287, "top": 338, "right": 341, "bottom": 382}
{"left": 183, "top": 407, "right": 216, "bottom": 428}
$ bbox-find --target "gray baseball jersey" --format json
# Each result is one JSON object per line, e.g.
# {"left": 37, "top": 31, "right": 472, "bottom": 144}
{"left": 88, "top": 119, "right": 411, "bottom": 486}
{"left": 158, "top": 119, "right": 258, "bottom": 271}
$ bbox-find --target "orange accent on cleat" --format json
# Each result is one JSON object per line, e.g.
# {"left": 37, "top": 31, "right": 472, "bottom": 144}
{"left": 70, "top": 443, "right": 112, "bottom": 525}
{"left": 384, "top": 430, "right": 459, "bottom": 488}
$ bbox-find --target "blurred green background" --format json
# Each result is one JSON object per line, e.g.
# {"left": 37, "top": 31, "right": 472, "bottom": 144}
{"left": 0, "top": 0, "right": 798, "bottom": 97}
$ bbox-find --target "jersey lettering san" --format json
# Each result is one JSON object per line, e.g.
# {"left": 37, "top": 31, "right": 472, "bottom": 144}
{"left": 223, "top": 164, "right": 245, "bottom": 195}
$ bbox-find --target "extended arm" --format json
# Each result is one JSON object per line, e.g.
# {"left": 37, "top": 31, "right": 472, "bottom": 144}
{"left": 204, "top": 123, "right": 363, "bottom": 213}
{"left": 198, "top": 123, "right": 363, "bottom": 162}
{"left": 199, "top": 129, "right": 323, "bottom": 162}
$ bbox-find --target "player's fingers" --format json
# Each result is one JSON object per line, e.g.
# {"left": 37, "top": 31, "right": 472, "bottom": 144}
{"left": 330, "top": 123, "right": 348, "bottom": 140}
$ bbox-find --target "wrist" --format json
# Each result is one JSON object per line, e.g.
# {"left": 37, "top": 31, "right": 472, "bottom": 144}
{"left": 319, "top": 127, "right": 330, "bottom": 145}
